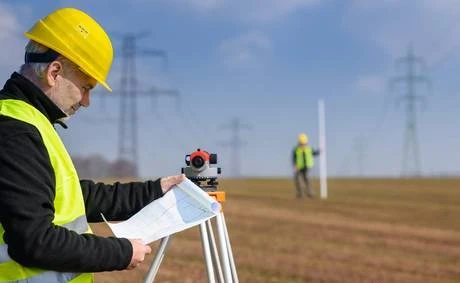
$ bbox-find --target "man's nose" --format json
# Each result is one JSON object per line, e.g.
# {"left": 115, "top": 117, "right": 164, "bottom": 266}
{"left": 80, "top": 92, "right": 90, "bottom": 107}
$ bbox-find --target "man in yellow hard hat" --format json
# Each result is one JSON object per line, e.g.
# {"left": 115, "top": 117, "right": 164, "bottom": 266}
{"left": 292, "top": 133, "right": 320, "bottom": 198}
{"left": 0, "top": 8, "right": 184, "bottom": 282}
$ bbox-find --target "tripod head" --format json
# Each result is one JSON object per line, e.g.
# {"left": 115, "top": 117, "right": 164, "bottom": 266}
{"left": 181, "top": 148, "right": 221, "bottom": 191}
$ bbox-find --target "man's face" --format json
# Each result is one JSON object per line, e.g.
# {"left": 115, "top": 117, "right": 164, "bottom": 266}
{"left": 48, "top": 63, "right": 96, "bottom": 117}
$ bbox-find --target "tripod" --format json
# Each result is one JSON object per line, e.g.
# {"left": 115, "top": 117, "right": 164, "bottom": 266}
{"left": 143, "top": 191, "right": 239, "bottom": 283}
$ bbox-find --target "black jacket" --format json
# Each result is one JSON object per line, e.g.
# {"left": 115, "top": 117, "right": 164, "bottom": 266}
{"left": 0, "top": 73, "right": 164, "bottom": 272}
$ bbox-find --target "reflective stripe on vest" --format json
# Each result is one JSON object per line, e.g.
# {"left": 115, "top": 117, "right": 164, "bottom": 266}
{"left": 20, "top": 270, "right": 79, "bottom": 282}
{"left": 0, "top": 263, "right": 79, "bottom": 282}
{"left": 0, "top": 245, "right": 7, "bottom": 264}
{"left": 0, "top": 99, "right": 93, "bottom": 283}
{"left": 0, "top": 215, "right": 89, "bottom": 264}
{"left": 0, "top": 263, "right": 92, "bottom": 283}
{"left": 295, "top": 146, "right": 314, "bottom": 169}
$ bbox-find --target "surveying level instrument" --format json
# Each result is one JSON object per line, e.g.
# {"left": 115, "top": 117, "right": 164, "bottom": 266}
{"left": 144, "top": 149, "right": 239, "bottom": 283}
{"left": 181, "top": 148, "right": 221, "bottom": 191}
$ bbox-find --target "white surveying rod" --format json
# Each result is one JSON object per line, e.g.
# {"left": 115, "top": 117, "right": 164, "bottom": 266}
{"left": 318, "top": 99, "right": 328, "bottom": 199}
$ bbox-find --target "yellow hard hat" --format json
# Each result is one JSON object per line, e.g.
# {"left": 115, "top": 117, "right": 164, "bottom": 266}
{"left": 298, "top": 133, "right": 308, "bottom": 144}
{"left": 24, "top": 8, "right": 113, "bottom": 91}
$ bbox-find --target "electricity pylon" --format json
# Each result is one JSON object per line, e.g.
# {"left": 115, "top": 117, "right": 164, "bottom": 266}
{"left": 353, "top": 137, "right": 367, "bottom": 177}
{"left": 218, "top": 118, "right": 251, "bottom": 177}
{"left": 114, "top": 32, "right": 175, "bottom": 177}
{"left": 390, "top": 44, "right": 431, "bottom": 177}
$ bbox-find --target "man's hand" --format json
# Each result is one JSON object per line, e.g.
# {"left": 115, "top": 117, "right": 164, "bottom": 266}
{"left": 160, "top": 174, "right": 186, "bottom": 194}
{"left": 127, "top": 239, "right": 151, "bottom": 270}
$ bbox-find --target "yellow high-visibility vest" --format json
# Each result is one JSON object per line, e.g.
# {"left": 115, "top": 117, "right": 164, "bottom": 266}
{"left": 295, "top": 146, "right": 314, "bottom": 170}
{"left": 0, "top": 99, "right": 93, "bottom": 283}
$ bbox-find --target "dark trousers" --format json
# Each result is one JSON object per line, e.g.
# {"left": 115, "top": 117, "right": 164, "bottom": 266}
{"left": 294, "top": 168, "right": 313, "bottom": 198}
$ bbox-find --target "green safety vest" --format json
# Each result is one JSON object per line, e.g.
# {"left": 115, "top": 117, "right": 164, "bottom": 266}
{"left": 0, "top": 99, "right": 93, "bottom": 283}
{"left": 295, "top": 146, "right": 314, "bottom": 170}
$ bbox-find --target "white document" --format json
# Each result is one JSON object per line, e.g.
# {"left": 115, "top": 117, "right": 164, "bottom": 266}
{"left": 103, "top": 178, "right": 221, "bottom": 244}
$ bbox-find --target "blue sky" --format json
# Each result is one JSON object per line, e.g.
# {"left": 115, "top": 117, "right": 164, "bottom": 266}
{"left": 0, "top": 0, "right": 459, "bottom": 178}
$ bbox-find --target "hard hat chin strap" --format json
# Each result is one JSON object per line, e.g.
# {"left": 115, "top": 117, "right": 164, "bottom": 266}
{"left": 24, "top": 48, "right": 60, "bottom": 63}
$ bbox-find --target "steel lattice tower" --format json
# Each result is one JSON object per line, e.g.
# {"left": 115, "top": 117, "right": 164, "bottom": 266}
{"left": 353, "top": 137, "right": 367, "bottom": 176}
{"left": 218, "top": 118, "right": 251, "bottom": 177}
{"left": 116, "top": 32, "right": 170, "bottom": 177}
{"left": 118, "top": 34, "right": 138, "bottom": 174}
{"left": 390, "top": 44, "right": 430, "bottom": 177}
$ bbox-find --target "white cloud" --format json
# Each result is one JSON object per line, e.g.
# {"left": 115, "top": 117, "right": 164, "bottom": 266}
{"left": 217, "top": 31, "right": 272, "bottom": 68}
{"left": 180, "top": 0, "right": 225, "bottom": 12}
{"left": 350, "top": 0, "right": 401, "bottom": 10}
{"left": 353, "top": 75, "right": 386, "bottom": 96}
{"left": 346, "top": 0, "right": 460, "bottom": 67}
{"left": 239, "top": 0, "right": 322, "bottom": 23}
{"left": 143, "top": 0, "right": 225, "bottom": 12}
{"left": 0, "top": 3, "right": 26, "bottom": 76}
{"left": 164, "top": 0, "right": 322, "bottom": 24}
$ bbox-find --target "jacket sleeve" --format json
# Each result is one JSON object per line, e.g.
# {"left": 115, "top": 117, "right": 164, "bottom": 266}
{"left": 0, "top": 128, "right": 132, "bottom": 272}
{"left": 292, "top": 147, "right": 297, "bottom": 165}
{"left": 80, "top": 179, "right": 164, "bottom": 222}
{"left": 313, "top": 148, "right": 321, "bottom": 156}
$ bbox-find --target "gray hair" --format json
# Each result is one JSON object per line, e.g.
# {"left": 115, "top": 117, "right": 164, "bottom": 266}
{"left": 20, "top": 41, "right": 79, "bottom": 79}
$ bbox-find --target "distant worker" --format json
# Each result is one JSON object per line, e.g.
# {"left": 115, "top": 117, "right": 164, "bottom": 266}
{"left": 0, "top": 7, "right": 185, "bottom": 282}
{"left": 292, "top": 133, "right": 320, "bottom": 198}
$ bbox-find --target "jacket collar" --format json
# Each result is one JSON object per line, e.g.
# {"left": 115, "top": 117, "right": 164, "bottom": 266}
{"left": 0, "top": 72, "right": 68, "bottom": 127}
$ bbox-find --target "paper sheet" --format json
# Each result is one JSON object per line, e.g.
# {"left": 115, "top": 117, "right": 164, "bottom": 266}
{"left": 103, "top": 178, "right": 221, "bottom": 244}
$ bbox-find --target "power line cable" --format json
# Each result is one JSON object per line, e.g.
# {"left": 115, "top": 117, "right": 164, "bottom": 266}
{"left": 174, "top": 98, "right": 207, "bottom": 147}
{"left": 150, "top": 111, "right": 189, "bottom": 151}
{"left": 338, "top": 76, "right": 395, "bottom": 177}
{"left": 422, "top": 18, "right": 460, "bottom": 72}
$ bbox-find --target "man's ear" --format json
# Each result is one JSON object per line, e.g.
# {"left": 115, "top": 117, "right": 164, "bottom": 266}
{"left": 45, "top": 61, "right": 63, "bottom": 87}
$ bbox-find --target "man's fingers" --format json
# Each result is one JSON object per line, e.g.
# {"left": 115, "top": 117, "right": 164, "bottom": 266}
{"left": 171, "top": 174, "right": 185, "bottom": 184}
{"left": 128, "top": 238, "right": 152, "bottom": 270}
{"left": 161, "top": 174, "right": 186, "bottom": 193}
{"left": 175, "top": 174, "right": 185, "bottom": 184}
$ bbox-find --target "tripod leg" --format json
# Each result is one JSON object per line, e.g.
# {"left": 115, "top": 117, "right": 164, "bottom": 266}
{"left": 206, "top": 220, "right": 225, "bottom": 283}
{"left": 216, "top": 212, "right": 233, "bottom": 283}
{"left": 221, "top": 213, "right": 239, "bottom": 283}
{"left": 143, "top": 236, "right": 171, "bottom": 283}
{"left": 200, "top": 221, "right": 216, "bottom": 283}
